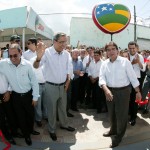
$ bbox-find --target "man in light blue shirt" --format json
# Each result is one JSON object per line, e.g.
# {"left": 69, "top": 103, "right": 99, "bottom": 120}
{"left": 0, "top": 44, "right": 39, "bottom": 146}
{"left": 71, "top": 49, "right": 84, "bottom": 111}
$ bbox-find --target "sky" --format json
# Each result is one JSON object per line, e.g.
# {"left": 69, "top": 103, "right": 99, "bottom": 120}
{"left": 0, "top": 0, "right": 150, "bottom": 35}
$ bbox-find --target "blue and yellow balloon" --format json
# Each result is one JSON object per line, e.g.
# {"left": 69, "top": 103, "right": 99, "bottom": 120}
{"left": 92, "top": 3, "right": 131, "bottom": 40}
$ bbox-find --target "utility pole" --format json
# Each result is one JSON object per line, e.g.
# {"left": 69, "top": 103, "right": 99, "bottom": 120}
{"left": 134, "top": 5, "right": 137, "bottom": 42}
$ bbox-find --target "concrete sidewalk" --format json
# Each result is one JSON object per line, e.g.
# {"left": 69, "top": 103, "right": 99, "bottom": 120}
{"left": 0, "top": 109, "right": 150, "bottom": 150}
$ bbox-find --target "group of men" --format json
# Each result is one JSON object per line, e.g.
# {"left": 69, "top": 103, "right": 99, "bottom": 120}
{"left": 0, "top": 32, "right": 147, "bottom": 148}
{"left": 0, "top": 33, "right": 75, "bottom": 146}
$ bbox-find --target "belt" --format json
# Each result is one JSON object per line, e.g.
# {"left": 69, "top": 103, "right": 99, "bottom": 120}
{"left": 39, "top": 83, "right": 45, "bottom": 85}
{"left": 12, "top": 90, "right": 32, "bottom": 97}
{"left": 108, "top": 85, "right": 130, "bottom": 91}
{"left": 46, "top": 81, "right": 65, "bottom": 86}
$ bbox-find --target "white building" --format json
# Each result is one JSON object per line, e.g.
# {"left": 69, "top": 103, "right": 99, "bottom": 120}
{"left": 70, "top": 17, "right": 150, "bottom": 50}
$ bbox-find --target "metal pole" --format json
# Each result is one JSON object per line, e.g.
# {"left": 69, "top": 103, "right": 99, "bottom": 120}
{"left": 22, "top": 28, "right": 25, "bottom": 52}
{"left": 134, "top": 5, "right": 137, "bottom": 42}
{"left": 111, "top": 34, "right": 113, "bottom": 41}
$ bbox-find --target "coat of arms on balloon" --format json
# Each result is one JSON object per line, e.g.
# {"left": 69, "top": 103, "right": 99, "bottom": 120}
{"left": 92, "top": 3, "right": 131, "bottom": 35}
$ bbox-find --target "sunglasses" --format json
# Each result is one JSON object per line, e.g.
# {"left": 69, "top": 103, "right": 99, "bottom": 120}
{"left": 9, "top": 54, "right": 18, "bottom": 58}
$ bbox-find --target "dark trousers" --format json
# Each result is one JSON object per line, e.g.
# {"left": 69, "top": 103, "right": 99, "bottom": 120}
{"left": 0, "top": 94, "right": 18, "bottom": 138}
{"left": 107, "top": 87, "right": 131, "bottom": 141}
{"left": 67, "top": 80, "right": 72, "bottom": 112}
{"left": 79, "top": 75, "right": 86, "bottom": 104}
{"left": 11, "top": 90, "right": 34, "bottom": 138}
{"left": 92, "top": 81, "right": 107, "bottom": 111}
{"left": 84, "top": 73, "right": 92, "bottom": 105}
{"left": 129, "top": 78, "right": 141, "bottom": 120}
{"left": 71, "top": 78, "right": 80, "bottom": 109}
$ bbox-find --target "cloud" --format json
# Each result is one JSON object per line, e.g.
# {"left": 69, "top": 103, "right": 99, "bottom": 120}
{"left": 29, "top": 0, "right": 90, "bottom": 35}
{"left": 0, "top": 0, "right": 87, "bottom": 34}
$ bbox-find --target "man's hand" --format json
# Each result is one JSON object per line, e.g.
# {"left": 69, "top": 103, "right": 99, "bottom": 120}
{"left": 132, "top": 54, "right": 140, "bottom": 65}
{"left": 3, "top": 91, "right": 10, "bottom": 102}
{"left": 90, "top": 77, "right": 96, "bottom": 84}
{"left": 36, "top": 42, "right": 46, "bottom": 60}
{"left": 102, "top": 85, "right": 113, "bottom": 101}
{"left": 64, "top": 79, "right": 70, "bottom": 92}
{"left": 32, "top": 100, "right": 37, "bottom": 107}
{"left": 74, "top": 70, "right": 81, "bottom": 76}
{"left": 135, "top": 92, "right": 142, "bottom": 102}
{"left": 104, "top": 89, "right": 113, "bottom": 101}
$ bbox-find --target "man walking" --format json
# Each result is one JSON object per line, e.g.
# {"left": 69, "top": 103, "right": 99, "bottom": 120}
{"left": 99, "top": 42, "right": 141, "bottom": 148}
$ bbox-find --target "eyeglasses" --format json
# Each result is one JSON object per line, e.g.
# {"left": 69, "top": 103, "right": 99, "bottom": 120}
{"left": 56, "top": 41, "right": 67, "bottom": 44}
{"left": 9, "top": 54, "right": 18, "bottom": 58}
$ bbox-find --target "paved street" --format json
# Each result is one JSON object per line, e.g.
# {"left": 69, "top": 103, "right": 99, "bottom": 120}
{"left": 0, "top": 109, "right": 150, "bottom": 150}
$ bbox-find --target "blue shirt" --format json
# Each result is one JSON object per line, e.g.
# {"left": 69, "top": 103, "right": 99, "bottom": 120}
{"left": 72, "top": 58, "right": 83, "bottom": 79}
{"left": 0, "top": 58, "right": 39, "bottom": 101}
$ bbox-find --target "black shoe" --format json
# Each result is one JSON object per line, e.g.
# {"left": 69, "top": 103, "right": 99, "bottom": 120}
{"left": 49, "top": 132, "right": 57, "bottom": 141}
{"left": 60, "top": 126, "right": 75, "bottom": 132}
{"left": 25, "top": 137, "right": 32, "bottom": 146}
{"left": 67, "top": 112, "right": 74, "bottom": 117}
{"left": 109, "top": 141, "right": 119, "bottom": 148}
{"left": 36, "top": 121, "right": 42, "bottom": 127}
{"left": 31, "top": 130, "right": 40, "bottom": 135}
{"left": 129, "top": 119, "right": 136, "bottom": 126}
{"left": 103, "top": 131, "right": 116, "bottom": 137}
{"left": 13, "top": 132, "right": 24, "bottom": 138}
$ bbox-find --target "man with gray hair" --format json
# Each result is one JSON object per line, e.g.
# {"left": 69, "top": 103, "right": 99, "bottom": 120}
{"left": 34, "top": 32, "right": 75, "bottom": 141}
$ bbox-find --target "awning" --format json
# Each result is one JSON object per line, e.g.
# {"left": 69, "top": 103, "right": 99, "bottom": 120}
{"left": 0, "top": 6, "right": 54, "bottom": 50}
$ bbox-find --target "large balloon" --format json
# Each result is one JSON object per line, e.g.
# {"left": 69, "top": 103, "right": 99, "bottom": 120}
{"left": 92, "top": 3, "right": 131, "bottom": 34}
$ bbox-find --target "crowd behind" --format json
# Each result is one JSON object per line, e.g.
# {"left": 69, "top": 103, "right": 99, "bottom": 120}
{"left": 0, "top": 33, "right": 150, "bottom": 148}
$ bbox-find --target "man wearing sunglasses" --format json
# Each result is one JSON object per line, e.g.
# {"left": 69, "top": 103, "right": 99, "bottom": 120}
{"left": 23, "top": 38, "right": 48, "bottom": 128}
{"left": 23, "top": 38, "right": 37, "bottom": 60}
{"left": 0, "top": 44, "right": 39, "bottom": 146}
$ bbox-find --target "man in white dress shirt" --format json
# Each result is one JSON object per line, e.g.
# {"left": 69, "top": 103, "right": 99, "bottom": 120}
{"left": 22, "top": 38, "right": 37, "bottom": 60}
{"left": 34, "top": 32, "right": 75, "bottom": 141}
{"left": 99, "top": 42, "right": 141, "bottom": 148}
{"left": 88, "top": 49, "right": 107, "bottom": 113}
{"left": 23, "top": 38, "right": 47, "bottom": 127}
{"left": 82, "top": 47, "right": 94, "bottom": 106}
{"left": 128, "top": 41, "right": 145, "bottom": 126}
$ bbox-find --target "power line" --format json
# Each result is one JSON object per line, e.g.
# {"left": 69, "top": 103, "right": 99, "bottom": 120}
{"left": 38, "top": 12, "right": 92, "bottom": 15}
{"left": 138, "top": 0, "right": 150, "bottom": 16}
